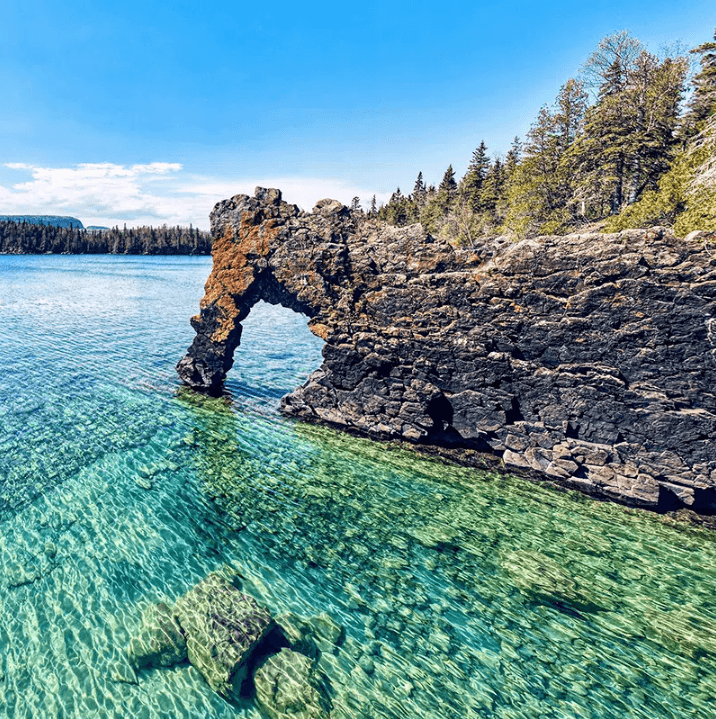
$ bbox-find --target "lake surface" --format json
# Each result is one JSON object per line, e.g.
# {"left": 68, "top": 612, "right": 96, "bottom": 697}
{"left": 1, "top": 254, "right": 715, "bottom": 719}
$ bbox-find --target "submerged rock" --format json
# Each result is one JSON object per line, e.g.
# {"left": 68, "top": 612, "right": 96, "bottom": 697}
{"left": 109, "top": 661, "right": 139, "bottom": 685}
{"left": 173, "top": 572, "right": 274, "bottom": 698}
{"left": 276, "top": 612, "right": 319, "bottom": 659}
{"left": 254, "top": 649, "right": 331, "bottom": 719}
{"left": 177, "top": 188, "right": 716, "bottom": 513}
{"left": 501, "top": 550, "right": 607, "bottom": 613}
{"left": 134, "top": 476, "right": 153, "bottom": 490}
{"left": 309, "top": 613, "right": 345, "bottom": 647}
{"left": 127, "top": 601, "right": 187, "bottom": 669}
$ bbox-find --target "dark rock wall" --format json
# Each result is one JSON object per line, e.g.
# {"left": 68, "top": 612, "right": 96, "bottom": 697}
{"left": 178, "top": 188, "right": 716, "bottom": 512}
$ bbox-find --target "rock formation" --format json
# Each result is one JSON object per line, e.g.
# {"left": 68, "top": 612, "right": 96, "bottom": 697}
{"left": 177, "top": 188, "right": 716, "bottom": 512}
{"left": 126, "top": 571, "right": 334, "bottom": 714}
{"left": 254, "top": 649, "right": 330, "bottom": 719}
{"left": 127, "top": 602, "right": 187, "bottom": 670}
{"left": 128, "top": 572, "right": 274, "bottom": 698}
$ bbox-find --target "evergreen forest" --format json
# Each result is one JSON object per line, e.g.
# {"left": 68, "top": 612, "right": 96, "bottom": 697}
{"left": 0, "top": 221, "right": 211, "bottom": 255}
{"left": 372, "top": 29, "right": 716, "bottom": 242}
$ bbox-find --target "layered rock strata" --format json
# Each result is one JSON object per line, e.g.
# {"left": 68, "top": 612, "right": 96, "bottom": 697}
{"left": 177, "top": 188, "right": 716, "bottom": 512}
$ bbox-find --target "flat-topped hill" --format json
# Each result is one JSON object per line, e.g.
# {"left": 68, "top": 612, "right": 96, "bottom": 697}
{"left": 0, "top": 215, "right": 84, "bottom": 229}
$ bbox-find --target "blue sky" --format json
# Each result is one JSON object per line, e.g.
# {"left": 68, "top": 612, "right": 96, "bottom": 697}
{"left": 0, "top": 1, "right": 713, "bottom": 228}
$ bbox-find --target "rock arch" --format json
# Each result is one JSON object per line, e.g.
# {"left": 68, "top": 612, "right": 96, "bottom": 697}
{"left": 178, "top": 187, "right": 716, "bottom": 513}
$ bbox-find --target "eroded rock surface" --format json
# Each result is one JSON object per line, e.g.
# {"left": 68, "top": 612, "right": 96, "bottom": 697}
{"left": 177, "top": 188, "right": 716, "bottom": 512}
{"left": 127, "top": 601, "right": 187, "bottom": 670}
{"left": 254, "top": 649, "right": 331, "bottom": 719}
{"left": 173, "top": 572, "right": 275, "bottom": 697}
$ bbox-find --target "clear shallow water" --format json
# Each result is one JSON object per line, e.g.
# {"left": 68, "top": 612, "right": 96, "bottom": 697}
{"left": 0, "top": 254, "right": 715, "bottom": 719}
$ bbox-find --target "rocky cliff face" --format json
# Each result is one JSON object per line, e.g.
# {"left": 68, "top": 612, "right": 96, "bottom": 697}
{"left": 177, "top": 188, "right": 716, "bottom": 512}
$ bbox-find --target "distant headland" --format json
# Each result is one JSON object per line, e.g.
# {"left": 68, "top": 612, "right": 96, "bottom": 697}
{"left": 0, "top": 215, "right": 84, "bottom": 229}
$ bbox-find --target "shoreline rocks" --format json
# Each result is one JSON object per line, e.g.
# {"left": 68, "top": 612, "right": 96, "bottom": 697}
{"left": 177, "top": 187, "right": 716, "bottom": 514}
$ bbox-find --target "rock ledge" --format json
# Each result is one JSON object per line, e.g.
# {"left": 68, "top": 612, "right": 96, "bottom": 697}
{"left": 178, "top": 188, "right": 716, "bottom": 512}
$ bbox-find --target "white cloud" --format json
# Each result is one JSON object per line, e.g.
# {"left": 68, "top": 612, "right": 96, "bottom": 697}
{"left": 0, "top": 162, "right": 388, "bottom": 230}
{"left": 130, "top": 162, "right": 183, "bottom": 176}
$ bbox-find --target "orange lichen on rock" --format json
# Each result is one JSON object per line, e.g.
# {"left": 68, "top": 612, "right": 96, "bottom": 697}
{"left": 211, "top": 295, "right": 241, "bottom": 342}
{"left": 235, "top": 212, "right": 277, "bottom": 259}
{"left": 308, "top": 322, "right": 330, "bottom": 340}
{"left": 197, "top": 217, "right": 281, "bottom": 342}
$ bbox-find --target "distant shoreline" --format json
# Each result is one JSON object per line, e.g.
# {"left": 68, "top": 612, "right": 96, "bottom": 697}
{"left": 0, "top": 250, "right": 212, "bottom": 256}
{"left": 0, "top": 219, "right": 212, "bottom": 255}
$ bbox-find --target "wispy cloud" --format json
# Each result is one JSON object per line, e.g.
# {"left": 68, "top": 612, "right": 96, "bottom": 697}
{"left": 0, "top": 162, "right": 388, "bottom": 229}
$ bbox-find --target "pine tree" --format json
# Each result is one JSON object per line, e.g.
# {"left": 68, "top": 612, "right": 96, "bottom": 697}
{"left": 571, "top": 33, "right": 687, "bottom": 216}
{"left": 460, "top": 141, "right": 491, "bottom": 211}
{"left": 413, "top": 171, "right": 427, "bottom": 207}
{"left": 350, "top": 196, "right": 363, "bottom": 213}
{"left": 438, "top": 165, "right": 457, "bottom": 201}
{"left": 378, "top": 187, "right": 417, "bottom": 226}
{"left": 502, "top": 137, "right": 522, "bottom": 186}
{"left": 606, "top": 28, "right": 716, "bottom": 238}
{"left": 480, "top": 158, "right": 506, "bottom": 215}
{"left": 683, "top": 28, "right": 716, "bottom": 136}
{"left": 554, "top": 79, "right": 588, "bottom": 150}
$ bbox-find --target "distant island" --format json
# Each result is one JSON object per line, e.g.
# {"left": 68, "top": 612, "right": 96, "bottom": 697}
{"left": 0, "top": 214, "right": 84, "bottom": 229}
{"left": 0, "top": 219, "right": 211, "bottom": 255}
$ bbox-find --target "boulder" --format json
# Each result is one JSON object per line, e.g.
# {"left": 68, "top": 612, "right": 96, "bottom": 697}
{"left": 276, "top": 612, "right": 319, "bottom": 659}
{"left": 254, "top": 649, "right": 330, "bottom": 719}
{"left": 173, "top": 572, "right": 274, "bottom": 697}
{"left": 308, "top": 613, "right": 345, "bottom": 647}
{"left": 127, "top": 602, "right": 187, "bottom": 670}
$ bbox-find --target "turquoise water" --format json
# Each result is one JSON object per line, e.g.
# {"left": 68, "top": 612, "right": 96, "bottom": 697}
{"left": 1, "top": 254, "right": 715, "bottom": 719}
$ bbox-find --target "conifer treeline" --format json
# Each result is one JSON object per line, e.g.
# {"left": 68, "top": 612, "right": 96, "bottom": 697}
{"left": 373, "top": 29, "right": 716, "bottom": 241}
{"left": 0, "top": 221, "right": 212, "bottom": 255}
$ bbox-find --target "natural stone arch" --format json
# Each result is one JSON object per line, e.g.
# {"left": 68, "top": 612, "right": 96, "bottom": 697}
{"left": 178, "top": 187, "right": 716, "bottom": 514}
{"left": 176, "top": 188, "right": 329, "bottom": 394}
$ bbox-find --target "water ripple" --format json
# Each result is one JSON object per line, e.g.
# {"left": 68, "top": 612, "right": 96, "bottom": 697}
{"left": 0, "top": 255, "right": 714, "bottom": 718}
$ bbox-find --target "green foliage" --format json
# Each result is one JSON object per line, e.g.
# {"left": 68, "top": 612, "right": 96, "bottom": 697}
{"left": 460, "top": 142, "right": 490, "bottom": 212}
{"left": 571, "top": 37, "right": 688, "bottom": 217}
{"left": 438, "top": 165, "right": 458, "bottom": 201}
{"left": 606, "top": 116, "right": 716, "bottom": 235}
{"left": 413, "top": 171, "right": 427, "bottom": 207}
{"left": 0, "top": 220, "right": 211, "bottom": 254}
{"left": 674, "top": 188, "right": 716, "bottom": 235}
{"left": 378, "top": 29, "right": 711, "bottom": 243}
{"left": 683, "top": 28, "right": 716, "bottom": 136}
{"left": 501, "top": 80, "right": 587, "bottom": 237}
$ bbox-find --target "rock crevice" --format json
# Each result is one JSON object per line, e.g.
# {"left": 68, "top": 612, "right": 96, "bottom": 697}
{"left": 178, "top": 188, "right": 716, "bottom": 512}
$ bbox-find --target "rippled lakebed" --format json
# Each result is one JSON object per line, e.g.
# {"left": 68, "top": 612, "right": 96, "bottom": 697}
{"left": 1, "top": 254, "right": 715, "bottom": 718}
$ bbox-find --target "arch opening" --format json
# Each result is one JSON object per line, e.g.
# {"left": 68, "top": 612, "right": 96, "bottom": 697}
{"left": 222, "top": 300, "right": 325, "bottom": 414}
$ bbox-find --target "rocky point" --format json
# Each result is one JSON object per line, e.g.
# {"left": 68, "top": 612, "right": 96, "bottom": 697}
{"left": 177, "top": 188, "right": 716, "bottom": 513}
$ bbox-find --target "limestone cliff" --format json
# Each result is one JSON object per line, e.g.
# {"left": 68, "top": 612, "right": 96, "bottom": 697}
{"left": 177, "top": 188, "right": 716, "bottom": 512}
